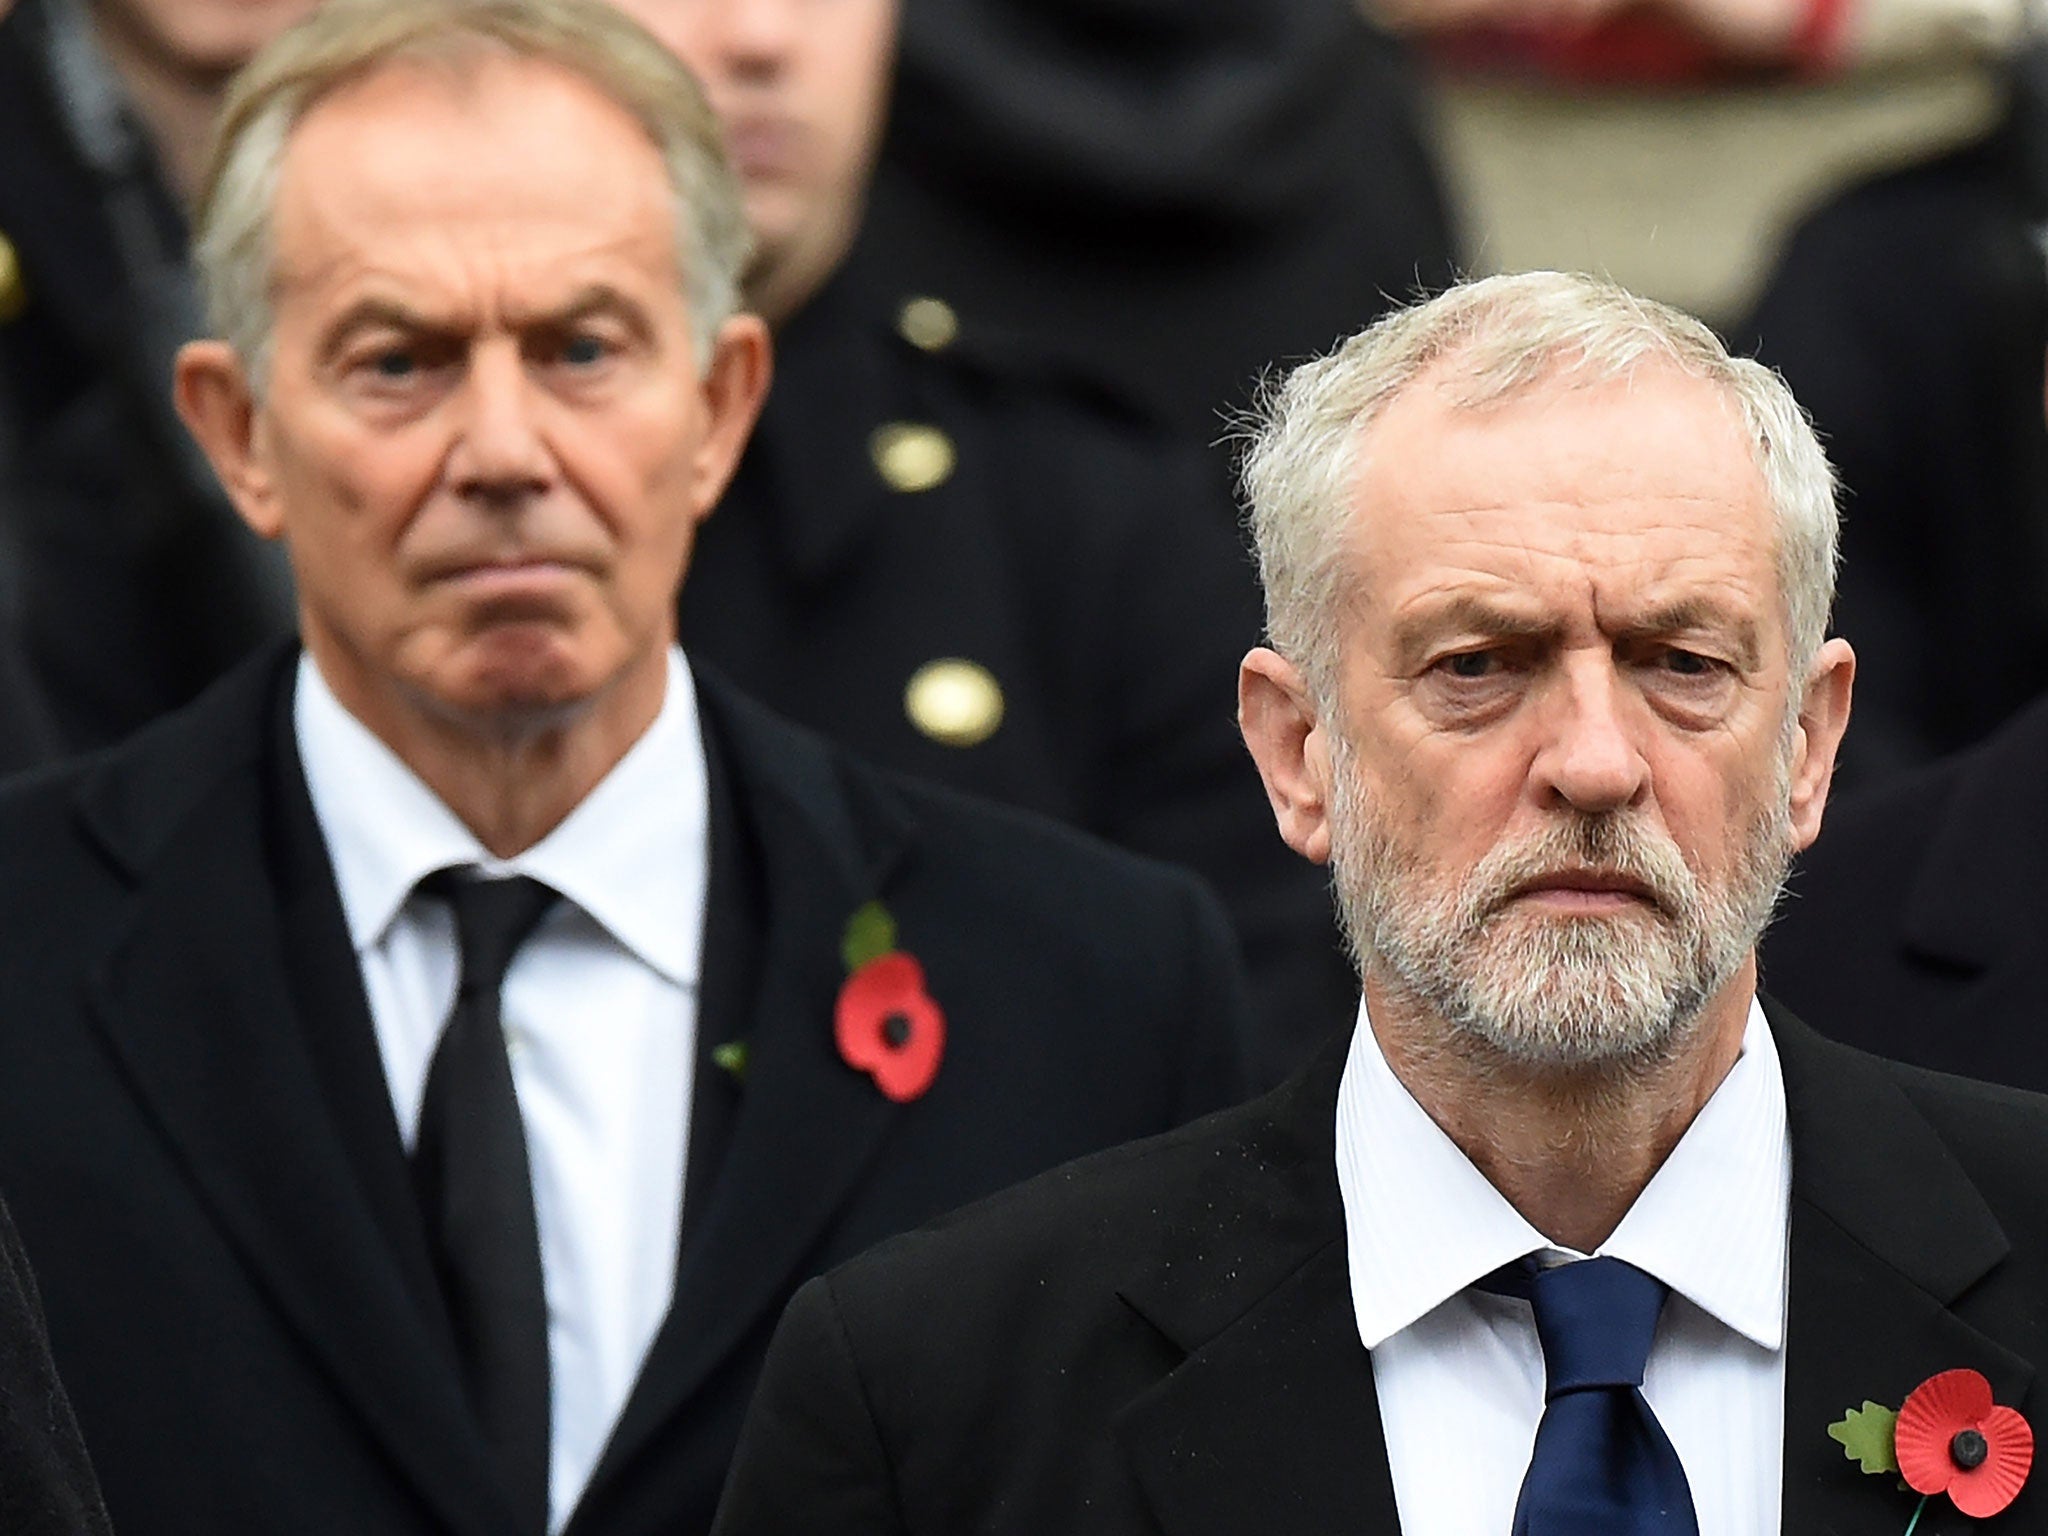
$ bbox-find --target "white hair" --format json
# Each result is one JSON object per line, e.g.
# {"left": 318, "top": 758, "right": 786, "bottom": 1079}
{"left": 191, "top": 0, "right": 752, "bottom": 386}
{"left": 1238, "top": 271, "right": 1840, "bottom": 705}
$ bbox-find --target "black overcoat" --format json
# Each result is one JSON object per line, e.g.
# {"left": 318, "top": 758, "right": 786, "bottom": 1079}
{"left": 1765, "top": 688, "right": 2048, "bottom": 1090}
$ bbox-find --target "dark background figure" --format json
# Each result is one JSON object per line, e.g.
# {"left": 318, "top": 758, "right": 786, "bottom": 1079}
{"left": 622, "top": 0, "right": 1362, "bottom": 1079}
{"left": 1735, "top": 106, "right": 2048, "bottom": 785}
{"left": 1763, "top": 687, "right": 2048, "bottom": 1092}
{"left": 0, "top": 0, "right": 302, "bottom": 752}
{"left": 869, "top": 0, "right": 1461, "bottom": 437}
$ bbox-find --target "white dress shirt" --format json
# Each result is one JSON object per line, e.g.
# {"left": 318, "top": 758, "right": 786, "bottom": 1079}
{"left": 1336, "top": 996, "right": 1790, "bottom": 1536}
{"left": 295, "top": 650, "right": 708, "bottom": 1534}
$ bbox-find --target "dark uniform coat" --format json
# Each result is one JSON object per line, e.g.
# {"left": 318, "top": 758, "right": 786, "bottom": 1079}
{"left": 680, "top": 247, "right": 1357, "bottom": 1082}
{"left": 1764, "top": 687, "right": 2048, "bottom": 1089}
{"left": 873, "top": 0, "right": 1457, "bottom": 436}
{"left": 0, "top": 0, "right": 292, "bottom": 751}
{"left": 0, "top": 645, "right": 1253, "bottom": 1536}
{"left": 715, "top": 1003, "right": 2048, "bottom": 1535}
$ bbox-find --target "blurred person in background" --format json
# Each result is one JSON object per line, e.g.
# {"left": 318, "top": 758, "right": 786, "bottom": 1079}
{"left": 0, "top": 0, "right": 305, "bottom": 752}
{"left": 1373, "top": 0, "right": 2048, "bottom": 785}
{"left": 864, "top": 0, "right": 1461, "bottom": 438}
{"left": 615, "top": 0, "right": 1359, "bottom": 1080}
{"left": 0, "top": 5, "right": 1255, "bottom": 1535}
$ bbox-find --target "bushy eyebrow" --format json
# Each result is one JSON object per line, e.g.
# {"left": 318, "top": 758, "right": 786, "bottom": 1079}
{"left": 1391, "top": 594, "right": 1764, "bottom": 672}
{"left": 1391, "top": 596, "right": 1559, "bottom": 673}
{"left": 1621, "top": 598, "right": 1763, "bottom": 670}
{"left": 314, "top": 284, "right": 651, "bottom": 366}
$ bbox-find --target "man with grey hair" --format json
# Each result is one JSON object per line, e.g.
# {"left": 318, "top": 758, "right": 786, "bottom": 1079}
{"left": 0, "top": 1, "right": 1254, "bottom": 1534}
{"left": 713, "top": 271, "right": 2048, "bottom": 1534}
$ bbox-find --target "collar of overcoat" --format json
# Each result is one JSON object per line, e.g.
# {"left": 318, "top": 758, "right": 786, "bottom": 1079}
{"left": 1111, "top": 1000, "right": 2035, "bottom": 1536}
{"left": 70, "top": 644, "right": 925, "bottom": 1536}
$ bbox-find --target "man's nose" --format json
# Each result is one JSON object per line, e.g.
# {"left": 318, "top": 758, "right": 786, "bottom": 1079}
{"left": 1530, "top": 655, "right": 1651, "bottom": 814}
{"left": 715, "top": 0, "right": 800, "bottom": 71}
{"left": 447, "top": 343, "right": 552, "bottom": 507}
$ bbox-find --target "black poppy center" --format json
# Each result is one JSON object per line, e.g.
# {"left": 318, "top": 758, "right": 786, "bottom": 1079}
{"left": 880, "top": 1011, "right": 914, "bottom": 1049}
{"left": 1951, "top": 1428, "right": 1990, "bottom": 1470}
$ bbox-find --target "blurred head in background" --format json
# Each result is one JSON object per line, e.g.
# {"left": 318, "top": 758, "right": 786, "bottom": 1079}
{"left": 610, "top": 0, "right": 899, "bottom": 327}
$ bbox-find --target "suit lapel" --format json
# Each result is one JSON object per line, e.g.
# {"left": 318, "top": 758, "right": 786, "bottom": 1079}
{"left": 584, "top": 672, "right": 916, "bottom": 1490}
{"left": 76, "top": 656, "right": 514, "bottom": 1536}
{"left": 1774, "top": 1006, "right": 2035, "bottom": 1535}
{"left": 1112, "top": 1043, "right": 1401, "bottom": 1536}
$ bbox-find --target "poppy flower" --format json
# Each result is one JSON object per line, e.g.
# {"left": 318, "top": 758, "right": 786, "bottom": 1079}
{"left": 835, "top": 951, "right": 945, "bottom": 1103}
{"left": 1895, "top": 1368, "right": 2033, "bottom": 1518}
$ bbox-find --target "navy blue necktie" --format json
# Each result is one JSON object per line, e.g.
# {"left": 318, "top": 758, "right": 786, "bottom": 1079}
{"left": 1509, "top": 1256, "right": 1700, "bottom": 1536}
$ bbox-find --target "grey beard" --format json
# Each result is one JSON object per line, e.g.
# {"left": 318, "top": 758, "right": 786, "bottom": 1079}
{"left": 1327, "top": 745, "right": 1793, "bottom": 1071}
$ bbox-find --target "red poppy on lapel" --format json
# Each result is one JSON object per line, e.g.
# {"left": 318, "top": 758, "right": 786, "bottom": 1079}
{"left": 835, "top": 951, "right": 945, "bottom": 1103}
{"left": 1894, "top": 1369, "right": 2033, "bottom": 1518}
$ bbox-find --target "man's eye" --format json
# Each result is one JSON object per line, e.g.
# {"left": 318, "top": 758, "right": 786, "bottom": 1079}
{"left": 559, "top": 333, "right": 611, "bottom": 366}
{"left": 1661, "top": 648, "right": 1716, "bottom": 676}
{"left": 369, "top": 350, "right": 418, "bottom": 379}
{"left": 1442, "top": 651, "right": 1497, "bottom": 679}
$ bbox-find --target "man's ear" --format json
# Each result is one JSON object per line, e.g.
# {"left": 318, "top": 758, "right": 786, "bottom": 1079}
{"left": 684, "top": 313, "right": 773, "bottom": 524}
{"left": 1239, "top": 646, "right": 1335, "bottom": 866}
{"left": 1786, "top": 636, "right": 1855, "bottom": 853}
{"left": 173, "top": 341, "right": 284, "bottom": 540}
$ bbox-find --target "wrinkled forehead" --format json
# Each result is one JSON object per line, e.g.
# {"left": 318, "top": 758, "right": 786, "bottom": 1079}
{"left": 1341, "top": 363, "right": 1782, "bottom": 628}
{"left": 270, "top": 51, "right": 675, "bottom": 278}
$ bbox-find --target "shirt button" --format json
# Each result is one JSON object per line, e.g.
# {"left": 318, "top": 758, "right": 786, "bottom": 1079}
{"left": 904, "top": 659, "right": 1004, "bottom": 747}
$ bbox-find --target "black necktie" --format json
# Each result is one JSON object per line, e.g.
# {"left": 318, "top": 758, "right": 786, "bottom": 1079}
{"left": 1505, "top": 1256, "right": 1701, "bottom": 1536}
{"left": 412, "top": 870, "right": 557, "bottom": 1536}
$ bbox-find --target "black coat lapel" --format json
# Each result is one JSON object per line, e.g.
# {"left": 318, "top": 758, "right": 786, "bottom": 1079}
{"left": 75, "top": 654, "right": 514, "bottom": 1536}
{"left": 1775, "top": 1005, "right": 2035, "bottom": 1535}
{"left": 583, "top": 672, "right": 916, "bottom": 1490}
{"left": 1112, "top": 1042, "right": 1399, "bottom": 1536}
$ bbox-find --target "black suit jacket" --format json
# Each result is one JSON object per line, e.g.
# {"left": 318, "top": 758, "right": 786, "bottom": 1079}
{"left": 1763, "top": 689, "right": 2048, "bottom": 1089}
{"left": 0, "top": 1194, "right": 113, "bottom": 1536}
{"left": 0, "top": 646, "right": 1253, "bottom": 1536}
{"left": 714, "top": 1003, "right": 2048, "bottom": 1535}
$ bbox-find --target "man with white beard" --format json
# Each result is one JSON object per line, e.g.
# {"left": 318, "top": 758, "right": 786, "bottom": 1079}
{"left": 712, "top": 271, "right": 2048, "bottom": 1536}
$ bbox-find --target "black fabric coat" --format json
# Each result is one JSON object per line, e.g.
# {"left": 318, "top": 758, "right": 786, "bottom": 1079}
{"left": 0, "top": 645, "right": 1253, "bottom": 1536}
{"left": 0, "top": 0, "right": 292, "bottom": 752}
{"left": 1764, "top": 688, "right": 2048, "bottom": 1089}
{"left": 715, "top": 1002, "right": 2048, "bottom": 1535}
{"left": 0, "top": 1194, "right": 113, "bottom": 1536}
{"left": 681, "top": 247, "right": 1356, "bottom": 1082}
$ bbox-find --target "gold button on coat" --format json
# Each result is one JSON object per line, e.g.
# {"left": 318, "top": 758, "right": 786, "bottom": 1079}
{"left": 0, "top": 232, "right": 24, "bottom": 322}
{"left": 896, "top": 296, "right": 959, "bottom": 352}
{"left": 870, "top": 422, "right": 955, "bottom": 493}
{"left": 904, "top": 660, "right": 1004, "bottom": 747}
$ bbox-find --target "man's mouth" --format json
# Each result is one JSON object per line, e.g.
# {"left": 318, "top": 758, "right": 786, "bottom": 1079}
{"left": 1500, "top": 870, "right": 1663, "bottom": 914}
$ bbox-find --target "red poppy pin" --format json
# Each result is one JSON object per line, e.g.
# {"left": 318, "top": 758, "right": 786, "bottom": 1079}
{"left": 1829, "top": 1369, "right": 2034, "bottom": 1528}
{"left": 834, "top": 900, "right": 944, "bottom": 1103}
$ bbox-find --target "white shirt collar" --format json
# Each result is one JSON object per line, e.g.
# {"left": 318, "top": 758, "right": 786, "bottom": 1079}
{"left": 1336, "top": 993, "right": 1789, "bottom": 1351}
{"left": 294, "top": 648, "right": 710, "bottom": 987}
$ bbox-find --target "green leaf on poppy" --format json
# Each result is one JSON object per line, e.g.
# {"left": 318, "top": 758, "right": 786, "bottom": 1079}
{"left": 711, "top": 1040, "right": 749, "bottom": 1081}
{"left": 841, "top": 900, "right": 898, "bottom": 973}
{"left": 1827, "top": 1401, "right": 1900, "bottom": 1476}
